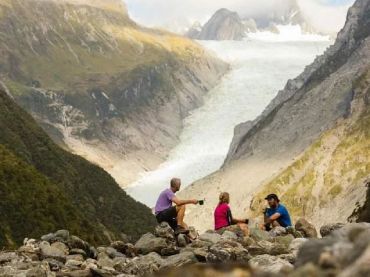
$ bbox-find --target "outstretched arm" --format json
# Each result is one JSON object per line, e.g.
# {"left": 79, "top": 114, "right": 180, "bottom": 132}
{"left": 172, "top": 196, "right": 198, "bottom": 206}
{"left": 227, "top": 209, "right": 248, "bottom": 225}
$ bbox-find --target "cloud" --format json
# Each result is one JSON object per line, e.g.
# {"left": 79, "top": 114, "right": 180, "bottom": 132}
{"left": 125, "top": 0, "right": 354, "bottom": 34}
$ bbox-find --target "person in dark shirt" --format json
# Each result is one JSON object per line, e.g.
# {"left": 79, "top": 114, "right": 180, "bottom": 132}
{"left": 263, "top": 194, "right": 292, "bottom": 231}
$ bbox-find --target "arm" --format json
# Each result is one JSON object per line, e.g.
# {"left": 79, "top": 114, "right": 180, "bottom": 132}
{"left": 265, "top": 212, "right": 281, "bottom": 224}
{"left": 172, "top": 196, "right": 198, "bottom": 206}
{"left": 227, "top": 208, "right": 247, "bottom": 225}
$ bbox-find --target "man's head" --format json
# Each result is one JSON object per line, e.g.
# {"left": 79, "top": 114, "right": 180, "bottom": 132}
{"left": 265, "top": 193, "right": 280, "bottom": 208}
{"left": 170, "top": 178, "right": 181, "bottom": 192}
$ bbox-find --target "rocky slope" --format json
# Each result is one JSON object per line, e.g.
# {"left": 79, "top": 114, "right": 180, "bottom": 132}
{"left": 0, "top": 88, "right": 156, "bottom": 248}
{"left": 0, "top": 221, "right": 370, "bottom": 276}
{"left": 181, "top": 0, "right": 370, "bottom": 231}
{"left": 0, "top": 0, "right": 228, "bottom": 186}
{"left": 187, "top": 8, "right": 247, "bottom": 41}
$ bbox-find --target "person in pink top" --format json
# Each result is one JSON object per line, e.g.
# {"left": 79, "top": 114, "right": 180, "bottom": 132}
{"left": 214, "top": 192, "right": 249, "bottom": 235}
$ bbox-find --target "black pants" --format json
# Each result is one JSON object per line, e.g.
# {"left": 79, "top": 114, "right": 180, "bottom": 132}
{"left": 156, "top": 206, "right": 178, "bottom": 230}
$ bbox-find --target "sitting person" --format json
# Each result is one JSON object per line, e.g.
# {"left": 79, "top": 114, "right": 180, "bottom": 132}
{"left": 154, "top": 178, "right": 198, "bottom": 233}
{"left": 263, "top": 193, "right": 292, "bottom": 231}
{"left": 214, "top": 192, "right": 249, "bottom": 235}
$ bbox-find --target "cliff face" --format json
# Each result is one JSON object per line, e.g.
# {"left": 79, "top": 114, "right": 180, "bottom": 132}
{"left": 0, "top": 0, "right": 228, "bottom": 185}
{"left": 180, "top": 0, "right": 370, "bottom": 232}
{"left": 0, "top": 89, "right": 157, "bottom": 248}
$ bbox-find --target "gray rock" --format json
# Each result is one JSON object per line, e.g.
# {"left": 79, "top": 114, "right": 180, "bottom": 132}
{"left": 199, "top": 232, "right": 222, "bottom": 244}
{"left": 0, "top": 252, "right": 18, "bottom": 263}
{"left": 320, "top": 223, "right": 345, "bottom": 237}
{"left": 120, "top": 252, "right": 163, "bottom": 275}
{"left": 105, "top": 247, "right": 125, "bottom": 259}
{"left": 39, "top": 241, "right": 66, "bottom": 262}
{"left": 55, "top": 229, "right": 70, "bottom": 241}
{"left": 249, "top": 254, "right": 294, "bottom": 273}
{"left": 177, "top": 234, "right": 187, "bottom": 248}
{"left": 295, "top": 218, "right": 318, "bottom": 238}
{"left": 134, "top": 233, "right": 168, "bottom": 255}
{"left": 289, "top": 238, "right": 308, "bottom": 257}
{"left": 160, "top": 251, "right": 197, "bottom": 270}
{"left": 221, "top": 230, "right": 238, "bottom": 241}
{"left": 206, "top": 240, "right": 249, "bottom": 263}
{"left": 154, "top": 222, "right": 175, "bottom": 240}
{"left": 269, "top": 226, "right": 288, "bottom": 237}
{"left": 249, "top": 228, "right": 270, "bottom": 242}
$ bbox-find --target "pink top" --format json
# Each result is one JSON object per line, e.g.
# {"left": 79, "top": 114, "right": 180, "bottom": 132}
{"left": 214, "top": 203, "right": 231, "bottom": 230}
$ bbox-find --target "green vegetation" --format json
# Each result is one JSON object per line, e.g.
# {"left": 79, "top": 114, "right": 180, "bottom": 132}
{"left": 0, "top": 90, "right": 157, "bottom": 248}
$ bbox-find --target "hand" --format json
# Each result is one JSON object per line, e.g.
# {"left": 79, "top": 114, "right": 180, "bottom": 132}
{"left": 191, "top": 199, "right": 199, "bottom": 205}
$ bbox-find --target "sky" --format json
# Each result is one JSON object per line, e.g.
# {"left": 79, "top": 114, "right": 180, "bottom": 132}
{"left": 125, "top": 0, "right": 355, "bottom": 34}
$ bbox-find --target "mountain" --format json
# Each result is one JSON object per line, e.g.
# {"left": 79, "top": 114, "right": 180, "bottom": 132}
{"left": 0, "top": 0, "right": 227, "bottom": 186}
{"left": 180, "top": 0, "right": 370, "bottom": 232}
{"left": 187, "top": 8, "right": 247, "bottom": 41}
{"left": 186, "top": 0, "right": 318, "bottom": 41}
{"left": 0, "top": 88, "right": 157, "bottom": 248}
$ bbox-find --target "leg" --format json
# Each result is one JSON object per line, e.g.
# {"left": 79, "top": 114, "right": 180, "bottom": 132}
{"left": 272, "top": 220, "right": 281, "bottom": 228}
{"left": 237, "top": 223, "right": 250, "bottom": 237}
{"left": 176, "top": 205, "right": 188, "bottom": 229}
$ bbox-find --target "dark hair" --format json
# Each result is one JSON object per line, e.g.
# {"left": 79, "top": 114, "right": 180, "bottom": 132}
{"left": 265, "top": 193, "right": 280, "bottom": 202}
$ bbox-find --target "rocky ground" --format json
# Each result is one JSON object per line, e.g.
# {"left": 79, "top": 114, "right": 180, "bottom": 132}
{"left": 1, "top": 220, "right": 370, "bottom": 276}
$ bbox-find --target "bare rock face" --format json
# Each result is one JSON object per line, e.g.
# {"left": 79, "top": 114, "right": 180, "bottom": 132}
{"left": 188, "top": 8, "right": 246, "bottom": 41}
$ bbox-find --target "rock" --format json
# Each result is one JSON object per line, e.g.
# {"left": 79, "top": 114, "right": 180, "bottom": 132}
{"left": 120, "top": 252, "right": 163, "bottom": 275}
{"left": 189, "top": 239, "right": 212, "bottom": 249}
{"left": 45, "top": 258, "right": 64, "bottom": 271}
{"left": 154, "top": 222, "right": 175, "bottom": 240}
{"left": 176, "top": 234, "right": 187, "bottom": 248}
{"left": 247, "top": 241, "right": 273, "bottom": 256}
{"left": 186, "top": 247, "right": 208, "bottom": 262}
{"left": 199, "top": 232, "right": 222, "bottom": 244}
{"left": 97, "top": 256, "right": 114, "bottom": 269}
{"left": 161, "top": 246, "right": 180, "bottom": 256}
{"left": 339, "top": 245, "right": 370, "bottom": 277}
{"left": 249, "top": 254, "right": 294, "bottom": 273}
{"left": 289, "top": 238, "right": 308, "bottom": 257}
{"left": 39, "top": 241, "right": 66, "bottom": 262}
{"left": 41, "top": 233, "right": 56, "bottom": 243}
{"left": 206, "top": 240, "right": 249, "bottom": 263}
{"left": 55, "top": 230, "right": 70, "bottom": 241}
{"left": 272, "top": 234, "right": 295, "bottom": 249}
{"left": 249, "top": 228, "right": 270, "bottom": 242}
{"left": 320, "top": 223, "right": 345, "bottom": 237}
{"left": 221, "top": 231, "right": 238, "bottom": 241}
{"left": 91, "top": 267, "right": 117, "bottom": 277}
{"left": 0, "top": 252, "right": 18, "bottom": 264}
{"left": 295, "top": 238, "right": 336, "bottom": 267}
{"left": 160, "top": 251, "right": 197, "bottom": 270}
{"left": 105, "top": 247, "right": 125, "bottom": 259}
{"left": 110, "top": 241, "right": 126, "bottom": 254}
{"left": 69, "top": 249, "right": 87, "bottom": 258}
{"left": 51, "top": 242, "right": 69, "bottom": 255}
{"left": 286, "top": 226, "right": 304, "bottom": 238}
{"left": 269, "top": 226, "right": 287, "bottom": 237}
{"left": 68, "top": 236, "right": 90, "bottom": 253}
{"left": 295, "top": 218, "right": 318, "bottom": 238}
{"left": 134, "top": 233, "right": 168, "bottom": 255}
{"left": 318, "top": 251, "right": 339, "bottom": 269}
{"left": 278, "top": 253, "right": 296, "bottom": 264}
{"left": 60, "top": 269, "right": 92, "bottom": 277}
{"left": 65, "top": 258, "right": 84, "bottom": 270}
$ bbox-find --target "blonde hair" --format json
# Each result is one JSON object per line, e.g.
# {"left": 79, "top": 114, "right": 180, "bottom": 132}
{"left": 219, "top": 192, "right": 230, "bottom": 204}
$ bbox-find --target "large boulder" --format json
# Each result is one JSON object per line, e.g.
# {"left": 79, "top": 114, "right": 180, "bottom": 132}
{"left": 249, "top": 228, "right": 270, "bottom": 242}
{"left": 119, "top": 252, "right": 163, "bottom": 275}
{"left": 134, "top": 233, "right": 168, "bottom": 255}
{"left": 295, "top": 219, "right": 318, "bottom": 238}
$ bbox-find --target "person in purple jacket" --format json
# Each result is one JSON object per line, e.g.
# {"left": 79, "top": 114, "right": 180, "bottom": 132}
{"left": 154, "top": 178, "right": 198, "bottom": 233}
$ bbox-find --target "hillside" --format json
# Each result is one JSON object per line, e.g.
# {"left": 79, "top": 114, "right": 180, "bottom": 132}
{"left": 0, "top": 0, "right": 227, "bottom": 186}
{"left": 180, "top": 0, "right": 370, "bottom": 232}
{"left": 0, "top": 89, "right": 157, "bottom": 248}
